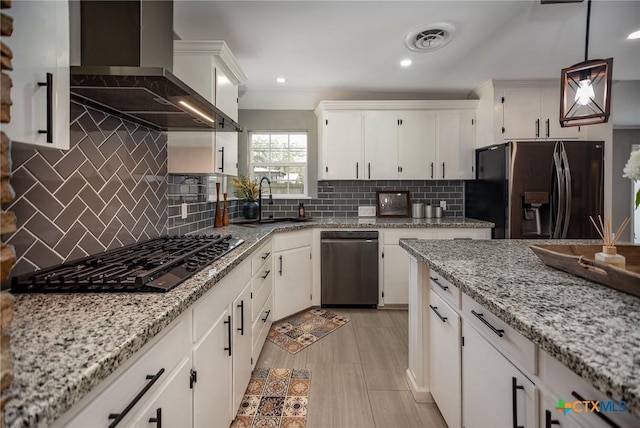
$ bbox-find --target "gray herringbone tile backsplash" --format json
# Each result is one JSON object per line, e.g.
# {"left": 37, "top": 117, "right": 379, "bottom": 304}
{"left": 4, "top": 102, "right": 168, "bottom": 276}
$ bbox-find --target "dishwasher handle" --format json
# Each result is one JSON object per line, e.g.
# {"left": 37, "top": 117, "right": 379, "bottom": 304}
{"left": 321, "top": 239, "right": 378, "bottom": 244}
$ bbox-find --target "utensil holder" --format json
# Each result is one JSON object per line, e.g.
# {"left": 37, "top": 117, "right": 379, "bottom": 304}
{"left": 223, "top": 193, "right": 229, "bottom": 226}
{"left": 214, "top": 182, "right": 223, "bottom": 228}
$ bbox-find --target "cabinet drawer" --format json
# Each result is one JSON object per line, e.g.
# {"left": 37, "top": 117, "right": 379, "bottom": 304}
{"left": 539, "top": 350, "right": 639, "bottom": 428}
{"left": 252, "top": 271, "right": 273, "bottom": 321}
{"left": 252, "top": 254, "right": 272, "bottom": 294}
{"left": 273, "top": 230, "right": 312, "bottom": 252}
{"left": 384, "top": 229, "right": 435, "bottom": 245}
{"left": 462, "top": 293, "right": 536, "bottom": 374}
{"left": 193, "top": 259, "right": 250, "bottom": 343}
{"left": 251, "top": 240, "right": 273, "bottom": 276}
{"left": 65, "top": 315, "right": 190, "bottom": 428}
{"left": 429, "top": 269, "right": 460, "bottom": 309}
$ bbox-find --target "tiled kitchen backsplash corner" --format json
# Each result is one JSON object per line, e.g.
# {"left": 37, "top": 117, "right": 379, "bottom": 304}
{"left": 3, "top": 101, "right": 168, "bottom": 276}
{"left": 259, "top": 179, "right": 464, "bottom": 219}
{"left": 167, "top": 175, "right": 240, "bottom": 235}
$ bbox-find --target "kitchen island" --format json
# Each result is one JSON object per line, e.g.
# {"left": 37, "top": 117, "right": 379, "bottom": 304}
{"left": 400, "top": 238, "right": 640, "bottom": 425}
{"left": 2, "top": 217, "right": 491, "bottom": 428}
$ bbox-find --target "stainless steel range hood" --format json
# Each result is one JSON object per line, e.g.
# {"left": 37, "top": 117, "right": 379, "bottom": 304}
{"left": 70, "top": 0, "right": 242, "bottom": 132}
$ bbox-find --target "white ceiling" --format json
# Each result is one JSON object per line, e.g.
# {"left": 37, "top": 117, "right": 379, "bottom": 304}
{"left": 174, "top": 0, "right": 640, "bottom": 123}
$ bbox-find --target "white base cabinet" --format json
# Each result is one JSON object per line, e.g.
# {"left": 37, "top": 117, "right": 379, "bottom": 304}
{"left": 462, "top": 322, "right": 538, "bottom": 428}
{"left": 273, "top": 231, "right": 312, "bottom": 320}
{"left": 232, "top": 283, "right": 253, "bottom": 415}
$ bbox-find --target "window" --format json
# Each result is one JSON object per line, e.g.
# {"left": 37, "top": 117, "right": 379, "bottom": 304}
{"left": 249, "top": 132, "right": 308, "bottom": 197}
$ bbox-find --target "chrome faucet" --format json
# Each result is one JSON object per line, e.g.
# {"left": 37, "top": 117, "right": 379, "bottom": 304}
{"left": 258, "top": 176, "right": 273, "bottom": 222}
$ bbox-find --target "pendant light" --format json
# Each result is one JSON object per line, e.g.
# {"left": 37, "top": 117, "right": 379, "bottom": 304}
{"left": 559, "top": 0, "right": 613, "bottom": 127}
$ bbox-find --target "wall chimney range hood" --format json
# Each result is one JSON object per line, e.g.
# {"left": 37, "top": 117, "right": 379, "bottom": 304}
{"left": 70, "top": 0, "right": 242, "bottom": 132}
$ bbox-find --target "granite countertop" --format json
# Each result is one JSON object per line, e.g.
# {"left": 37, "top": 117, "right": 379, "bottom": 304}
{"left": 399, "top": 238, "right": 640, "bottom": 416}
{"left": 3, "top": 217, "right": 491, "bottom": 427}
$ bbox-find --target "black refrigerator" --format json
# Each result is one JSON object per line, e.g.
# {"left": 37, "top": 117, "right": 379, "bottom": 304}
{"left": 465, "top": 141, "right": 604, "bottom": 239}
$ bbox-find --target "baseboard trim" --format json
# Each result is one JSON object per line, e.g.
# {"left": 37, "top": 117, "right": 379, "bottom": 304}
{"left": 406, "top": 368, "right": 434, "bottom": 403}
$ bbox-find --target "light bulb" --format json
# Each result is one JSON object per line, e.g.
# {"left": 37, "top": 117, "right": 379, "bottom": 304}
{"left": 574, "top": 79, "right": 595, "bottom": 106}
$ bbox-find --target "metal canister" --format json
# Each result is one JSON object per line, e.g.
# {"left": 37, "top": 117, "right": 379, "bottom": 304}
{"left": 425, "top": 205, "right": 434, "bottom": 219}
{"left": 411, "top": 203, "right": 425, "bottom": 219}
{"left": 435, "top": 206, "right": 443, "bottom": 218}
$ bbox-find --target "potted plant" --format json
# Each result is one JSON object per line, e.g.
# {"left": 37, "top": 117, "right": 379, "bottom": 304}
{"left": 232, "top": 175, "right": 260, "bottom": 219}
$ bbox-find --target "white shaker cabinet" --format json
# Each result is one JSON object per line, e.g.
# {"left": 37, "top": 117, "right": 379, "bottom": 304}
{"left": 363, "top": 110, "right": 399, "bottom": 179}
{"left": 131, "top": 358, "right": 193, "bottom": 428}
{"left": 321, "top": 110, "right": 364, "bottom": 179}
{"left": 273, "top": 231, "right": 312, "bottom": 320}
{"left": 436, "top": 110, "right": 475, "bottom": 180}
{"left": 428, "top": 289, "right": 461, "bottom": 428}
{"left": 168, "top": 41, "right": 246, "bottom": 175}
{"left": 192, "top": 309, "right": 233, "bottom": 428}
{"left": 462, "top": 322, "right": 538, "bottom": 428}
{"left": 397, "top": 111, "right": 437, "bottom": 179}
{"left": 2, "top": 0, "right": 70, "bottom": 149}
{"left": 232, "top": 283, "right": 253, "bottom": 415}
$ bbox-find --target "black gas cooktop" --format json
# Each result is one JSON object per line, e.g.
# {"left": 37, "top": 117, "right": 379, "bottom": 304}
{"left": 9, "top": 234, "right": 244, "bottom": 293}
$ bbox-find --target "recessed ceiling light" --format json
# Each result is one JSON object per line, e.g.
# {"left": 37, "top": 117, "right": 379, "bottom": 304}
{"left": 628, "top": 30, "right": 640, "bottom": 40}
{"left": 400, "top": 59, "right": 412, "bottom": 67}
{"left": 276, "top": 77, "right": 286, "bottom": 83}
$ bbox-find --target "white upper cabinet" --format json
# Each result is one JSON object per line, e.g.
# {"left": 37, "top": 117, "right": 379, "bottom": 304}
{"left": 315, "top": 101, "right": 477, "bottom": 180}
{"left": 436, "top": 110, "right": 475, "bottom": 180}
{"left": 2, "top": 0, "right": 70, "bottom": 149}
{"left": 397, "top": 111, "right": 437, "bottom": 179}
{"left": 168, "top": 41, "right": 246, "bottom": 175}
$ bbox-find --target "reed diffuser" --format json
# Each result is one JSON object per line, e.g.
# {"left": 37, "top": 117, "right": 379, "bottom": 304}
{"left": 589, "top": 215, "right": 630, "bottom": 269}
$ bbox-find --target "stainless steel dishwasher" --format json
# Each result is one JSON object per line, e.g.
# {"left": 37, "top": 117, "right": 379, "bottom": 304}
{"left": 321, "top": 230, "right": 378, "bottom": 307}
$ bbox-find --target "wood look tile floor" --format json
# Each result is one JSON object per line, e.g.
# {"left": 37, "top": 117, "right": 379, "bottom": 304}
{"left": 255, "top": 309, "right": 447, "bottom": 428}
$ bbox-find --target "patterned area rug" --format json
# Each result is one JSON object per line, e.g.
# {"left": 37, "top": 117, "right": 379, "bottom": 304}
{"left": 231, "top": 368, "right": 311, "bottom": 428}
{"left": 266, "top": 308, "right": 350, "bottom": 354}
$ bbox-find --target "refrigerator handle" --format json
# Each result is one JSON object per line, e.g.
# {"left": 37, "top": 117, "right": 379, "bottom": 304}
{"left": 551, "top": 145, "right": 565, "bottom": 239}
{"left": 560, "top": 143, "right": 572, "bottom": 239}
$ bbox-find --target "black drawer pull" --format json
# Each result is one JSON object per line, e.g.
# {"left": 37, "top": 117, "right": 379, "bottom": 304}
{"left": 262, "top": 309, "right": 271, "bottom": 322}
{"left": 107, "top": 368, "right": 165, "bottom": 427}
{"left": 218, "top": 146, "right": 224, "bottom": 172}
{"left": 429, "top": 305, "right": 447, "bottom": 323}
{"left": 571, "top": 391, "right": 621, "bottom": 428}
{"left": 278, "top": 255, "right": 283, "bottom": 275}
{"left": 512, "top": 377, "right": 525, "bottom": 428}
{"left": 430, "top": 276, "right": 448, "bottom": 291}
{"left": 545, "top": 410, "right": 560, "bottom": 428}
{"left": 148, "top": 408, "right": 162, "bottom": 428}
{"left": 261, "top": 270, "right": 271, "bottom": 280}
{"left": 261, "top": 252, "right": 271, "bottom": 260}
{"left": 471, "top": 310, "right": 504, "bottom": 337}
{"left": 37, "top": 73, "right": 53, "bottom": 143}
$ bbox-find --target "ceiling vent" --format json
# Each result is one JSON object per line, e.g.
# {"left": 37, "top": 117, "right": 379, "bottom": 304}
{"left": 404, "top": 23, "right": 455, "bottom": 52}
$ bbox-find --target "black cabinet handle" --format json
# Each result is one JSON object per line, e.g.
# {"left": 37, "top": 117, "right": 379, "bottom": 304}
{"left": 471, "top": 309, "right": 504, "bottom": 337}
{"left": 261, "top": 252, "right": 271, "bottom": 260}
{"left": 430, "top": 162, "right": 434, "bottom": 179}
{"left": 218, "top": 146, "right": 224, "bottom": 172}
{"left": 535, "top": 119, "right": 540, "bottom": 138}
{"left": 368, "top": 162, "right": 371, "bottom": 179}
{"left": 571, "top": 391, "right": 621, "bottom": 428}
{"left": 442, "top": 162, "right": 445, "bottom": 179}
{"left": 546, "top": 119, "right": 550, "bottom": 138}
{"left": 545, "top": 410, "right": 560, "bottom": 428}
{"left": 107, "top": 368, "right": 165, "bottom": 427}
{"left": 512, "top": 377, "right": 525, "bottom": 428}
{"left": 356, "top": 162, "right": 359, "bottom": 179}
{"left": 430, "top": 276, "right": 448, "bottom": 291}
{"left": 237, "top": 300, "right": 245, "bottom": 335}
{"left": 429, "top": 305, "right": 447, "bottom": 323}
{"left": 224, "top": 315, "right": 232, "bottom": 356}
{"left": 261, "top": 270, "right": 271, "bottom": 280}
{"left": 262, "top": 309, "right": 271, "bottom": 322}
{"left": 278, "top": 255, "right": 283, "bottom": 276}
{"left": 37, "top": 73, "right": 53, "bottom": 143}
{"left": 148, "top": 408, "right": 162, "bottom": 428}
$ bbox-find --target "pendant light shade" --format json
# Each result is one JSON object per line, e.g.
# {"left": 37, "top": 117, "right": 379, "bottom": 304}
{"left": 560, "top": 58, "right": 613, "bottom": 127}
{"left": 558, "top": 0, "right": 613, "bottom": 127}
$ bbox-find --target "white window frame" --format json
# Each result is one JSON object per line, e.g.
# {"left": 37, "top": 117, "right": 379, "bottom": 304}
{"left": 248, "top": 131, "right": 309, "bottom": 198}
